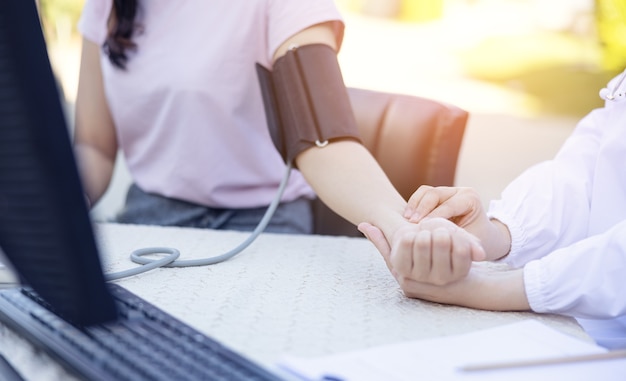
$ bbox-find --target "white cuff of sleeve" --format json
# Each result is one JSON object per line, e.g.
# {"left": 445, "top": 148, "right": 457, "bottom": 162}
{"left": 487, "top": 210, "right": 527, "bottom": 267}
{"left": 523, "top": 259, "right": 550, "bottom": 313}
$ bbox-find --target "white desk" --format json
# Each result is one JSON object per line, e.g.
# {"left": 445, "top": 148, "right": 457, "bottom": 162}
{"left": 0, "top": 223, "right": 589, "bottom": 380}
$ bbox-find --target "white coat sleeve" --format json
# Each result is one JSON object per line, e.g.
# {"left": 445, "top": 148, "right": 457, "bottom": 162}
{"left": 487, "top": 72, "right": 626, "bottom": 320}
{"left": 487, "top": 107, "right": 608, "bottom": 268}
{"left": 523, "top": 220, "right": 626, "bottom": 319}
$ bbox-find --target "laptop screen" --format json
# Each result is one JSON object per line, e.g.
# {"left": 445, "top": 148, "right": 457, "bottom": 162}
{"left": 0, "top": 0, "right": 117, "bottom": 326}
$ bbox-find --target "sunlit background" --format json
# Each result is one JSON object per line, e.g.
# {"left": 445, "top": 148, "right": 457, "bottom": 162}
{"left": 40, "top": 0, "right": 626, "bottom": 218}
{"left": 336, "top": 0, "right": 623, "bottom": 117}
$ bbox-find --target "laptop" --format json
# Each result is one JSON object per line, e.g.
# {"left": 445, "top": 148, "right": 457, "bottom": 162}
{"left": 0, "top": 1, "right": 284, "bottom": 380}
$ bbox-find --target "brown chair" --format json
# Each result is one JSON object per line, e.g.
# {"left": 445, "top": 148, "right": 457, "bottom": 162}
{"left": 312, "top": 87, "right": 469, "bottom": 236}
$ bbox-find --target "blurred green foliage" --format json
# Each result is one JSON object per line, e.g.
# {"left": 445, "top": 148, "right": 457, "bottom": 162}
{"left": 596, "top": 0, "right": 626, "bottom": 71}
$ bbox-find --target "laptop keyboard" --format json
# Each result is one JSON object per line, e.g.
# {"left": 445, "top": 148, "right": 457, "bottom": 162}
{"left": 0, "top": 284, "right": 284, "bottom": 381}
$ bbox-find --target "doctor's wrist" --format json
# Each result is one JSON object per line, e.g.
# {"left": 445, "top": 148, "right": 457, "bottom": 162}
{"left": 485, "top": 218, "right": 512, "bottom": 261}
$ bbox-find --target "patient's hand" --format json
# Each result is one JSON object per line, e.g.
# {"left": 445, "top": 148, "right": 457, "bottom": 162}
{"left": 404, "top": 185, "right": 511, "bottom": 261}
{"left": 359, "top": 218, "right": 485, "bottom": 286}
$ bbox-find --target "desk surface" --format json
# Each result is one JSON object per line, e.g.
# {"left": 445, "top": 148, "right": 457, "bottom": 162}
{"left": 0, "top": 223, "right": 589, "bottom": 380}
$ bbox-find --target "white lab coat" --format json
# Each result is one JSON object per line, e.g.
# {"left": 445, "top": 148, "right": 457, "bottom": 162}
{"left": 488, "top": 69, "right": 626, "bottom": 349}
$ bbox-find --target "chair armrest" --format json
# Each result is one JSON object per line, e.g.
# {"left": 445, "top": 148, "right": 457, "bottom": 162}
{"left": 348, "top": 87, "right": 468, "bottom": 199}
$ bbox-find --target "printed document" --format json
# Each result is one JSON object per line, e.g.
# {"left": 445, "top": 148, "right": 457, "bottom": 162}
{"left": 277, "top": 320, "right": 626, "bottom": 381}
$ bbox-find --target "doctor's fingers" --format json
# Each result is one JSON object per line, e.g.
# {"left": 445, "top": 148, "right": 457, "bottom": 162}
{"left": 404, "top": 186, "right": 455, "bottom": 220}
{"left": 408, "top": 188, "right": 483, "bottom": 225}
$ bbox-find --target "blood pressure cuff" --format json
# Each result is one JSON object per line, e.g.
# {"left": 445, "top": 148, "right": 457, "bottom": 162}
{"left": 256, "top": 43, "right": 361, "bottom": 165}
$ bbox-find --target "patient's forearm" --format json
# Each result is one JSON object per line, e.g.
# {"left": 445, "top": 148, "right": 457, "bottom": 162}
{"left": 295, "top": 140, "right": 407, "bottom": 237}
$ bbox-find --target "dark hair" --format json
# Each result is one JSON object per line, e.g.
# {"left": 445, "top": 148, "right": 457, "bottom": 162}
{"left": 103, "top": 0, "right": 139, "bottom": 69}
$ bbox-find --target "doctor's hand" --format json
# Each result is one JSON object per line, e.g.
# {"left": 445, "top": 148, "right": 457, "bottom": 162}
{"left": 403, "top": 186, "right": 511, "bottom": 261}
{"left": 359, "top": 218, "right": 485, "bottom": 286}
{"left": 404, "top": 185, "right": 486, "bottom": 228}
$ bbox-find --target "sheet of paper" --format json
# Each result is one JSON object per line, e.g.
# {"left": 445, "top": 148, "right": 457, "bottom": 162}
{"left": 277, "top": 320, "right": 626, "bottom": 381}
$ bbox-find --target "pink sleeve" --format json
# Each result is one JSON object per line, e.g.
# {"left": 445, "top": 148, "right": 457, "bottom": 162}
{"left": 77, "top": 0, "right": 112, "bottom": 45}
{"left": 267, "top": 0, "right": 344, "bottom": 60}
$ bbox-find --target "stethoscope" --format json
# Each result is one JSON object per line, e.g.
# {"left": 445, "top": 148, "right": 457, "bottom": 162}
{"left": 599, "top": 68, "right": 626, "bottom": 101}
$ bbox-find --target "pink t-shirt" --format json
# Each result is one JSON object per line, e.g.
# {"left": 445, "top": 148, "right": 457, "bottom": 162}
{"left": 78, "top": 0, "right": 344, "bottom": 208}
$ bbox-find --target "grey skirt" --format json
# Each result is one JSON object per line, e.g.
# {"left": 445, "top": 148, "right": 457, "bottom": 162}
{"left": 115, "top": 184, "right": 314, "bottom": 235}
